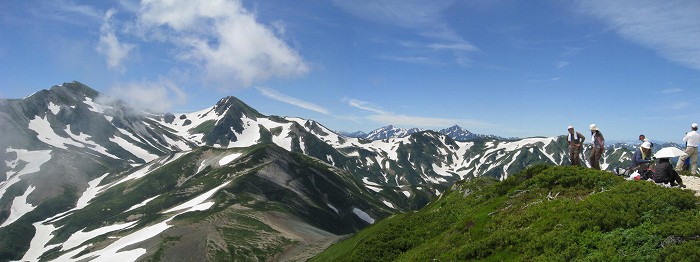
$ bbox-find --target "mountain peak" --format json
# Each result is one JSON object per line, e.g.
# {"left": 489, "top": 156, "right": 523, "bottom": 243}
{"left": 213, "top": 96, "right": 263, "bottom": 118}
{"left": 49, "top": 81, "right": 99, "bottom": 99}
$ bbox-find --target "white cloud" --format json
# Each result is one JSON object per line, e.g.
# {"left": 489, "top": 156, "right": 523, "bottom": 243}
{"left": 428, "top": 43, "right": 479, "bottom": 52}
{"left": 378, "top": 55, "right": 438, "bottom": 65}
{"left": 555, "top": 61, "right": 570, "bottom": 69}
{"left": 96, "top": 9, "right": 134, "bottom": 72}
{"left": 257, "top": 87, "right": 330, "bottom": 115}
{"left": 54, "top": 0, "right": 103, "bottom": 19}
{"left": 135, "top": 0, "right": 308, "bottom": 87}
{"left": 106, "top": 78, "right": 187, "bottom": 113}
{"left": 32, "top": 0, "right": 102, "bottom": 25}
{"left": 344, "top": 98, "right": 389, "bottom": 114}
{"left": 661, "top": 88, "right": 683, "bottom": 94}
{"left": 672, "top": 102, "right": 690, "bottom": 110}
{"left": 578, "top": 0, "right": 700, "bottom": 71}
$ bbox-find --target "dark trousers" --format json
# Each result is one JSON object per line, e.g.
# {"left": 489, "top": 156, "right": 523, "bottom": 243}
{"left": 589, "top": 147, "right": 603, "bottom": 170}
{"left": 569, "top": 146, "right": 581, "bottom": 166}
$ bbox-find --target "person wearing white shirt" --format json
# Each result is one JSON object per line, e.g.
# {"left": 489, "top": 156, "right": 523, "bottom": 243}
{"left": 676, "top": 123, "right": 700, "bottom": 175}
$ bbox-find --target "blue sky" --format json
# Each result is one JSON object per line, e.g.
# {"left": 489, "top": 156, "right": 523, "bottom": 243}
{"left": 1, "top": 0, "right": 699, "bottom": 142}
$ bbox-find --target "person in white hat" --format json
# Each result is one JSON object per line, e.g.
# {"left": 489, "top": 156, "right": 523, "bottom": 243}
{"left": 676, "top": 123, "right": 700, "bottom": 175}
{"left": 630, "top": 141, "right": 652, "bottom": 173}
{"left": 566, "top": 125, "right": 585, "bottom": 166}
{"left": 589, "top": 124, "right": 605, "bottom": 170}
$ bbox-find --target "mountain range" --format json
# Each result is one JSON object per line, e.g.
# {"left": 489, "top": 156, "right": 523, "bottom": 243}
{"left": 0, "top": 81, "right": 678, "bottom": 261}
{"left": 338, "top": 125, "right": 517, "bottom": 142}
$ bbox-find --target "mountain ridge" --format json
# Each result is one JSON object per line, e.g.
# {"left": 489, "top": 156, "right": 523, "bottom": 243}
{"left": 340, "top": 124, "right": 518, "bottom": 142}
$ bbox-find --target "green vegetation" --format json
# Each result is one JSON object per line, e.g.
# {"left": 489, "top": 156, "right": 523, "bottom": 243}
{"left": 191, "top": 120, "right": 216, "bottom": 134}
{"left": 312, "top": 165, "right": 700, "bottom": 261}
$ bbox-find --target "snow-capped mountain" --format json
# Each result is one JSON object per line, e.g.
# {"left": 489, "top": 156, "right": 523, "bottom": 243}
{"left": 0, "top": 82, "right": 653, "bottom": 261}
{"left": 364, "top": 125, "right": 423, "bottom": 140}
{"left": 335, "top": 130, "right": 367, "bottom": 138}
{"left": 340, "top": 125, "right": 516, "bottom": 142}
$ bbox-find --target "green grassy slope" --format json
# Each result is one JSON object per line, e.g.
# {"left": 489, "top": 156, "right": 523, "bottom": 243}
{"left": 312, "top": 165, "right": 700, "bottom": 261}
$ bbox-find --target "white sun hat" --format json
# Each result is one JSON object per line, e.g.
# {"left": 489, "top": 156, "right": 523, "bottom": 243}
{"left": 589, "top": 124, "right": 598, "bottom": 131}
{"left": 641, "top": 142, "right": 651, "bottom": 149}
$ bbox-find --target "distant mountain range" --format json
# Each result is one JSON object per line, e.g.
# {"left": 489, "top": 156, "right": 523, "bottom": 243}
{"left": 338, "top": 125, "right": 518, "bottom": 141}
{"left": 0, "top": 81, "right": 689, "bottom": 261}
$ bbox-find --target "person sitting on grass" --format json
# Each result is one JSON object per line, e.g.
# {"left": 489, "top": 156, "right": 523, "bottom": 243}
{"left": 630, "top": 142, "right": 653, "bottom": 174}
{"left": 653, "top": 157, "right": 685, "bottom": 188}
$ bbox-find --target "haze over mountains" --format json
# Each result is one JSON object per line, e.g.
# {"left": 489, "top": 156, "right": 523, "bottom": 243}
{"left": 0, "top": 82, "right": 679, "bottom": 261}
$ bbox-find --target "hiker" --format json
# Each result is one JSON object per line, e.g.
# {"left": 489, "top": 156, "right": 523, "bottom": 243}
{"left": 653, "top": 157, "right": 685, "bottom": 187}
{"left": 566, "top": 125, "right": 585, "bottom": 166}
{"left": 675, "top": 123, "right": 700, "bottom": 175}
{"left": 589, "top": 124, "right": 605, "bottom": 170}
{"left": 639, "top": 134, "right": 653, "bottom": 149}
{"left": 630, "top": 142, "right": 653, "bottom": 173}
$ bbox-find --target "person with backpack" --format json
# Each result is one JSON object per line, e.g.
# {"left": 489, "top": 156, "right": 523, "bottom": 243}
{"left": 566, "top": 125, "right": 585, "bottom": 166}
{"left": 589, "top": 124, "right": 605, "bottom": 170}
{"left": 630, "top": 141, "right": 653, "bottom": 174}
{"left": 675, "top": 123, "right": 700, "bottom": 175}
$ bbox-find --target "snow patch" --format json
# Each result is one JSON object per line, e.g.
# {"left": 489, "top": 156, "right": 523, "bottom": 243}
{"left": 75, "top": 174, "right": 110, "bottom": 210}
{"left": 227, "top": 116, "right": 261, "bottom": 148}
{"left": 0, "top": 185, "right": 36, "bottom": 227}
{"left": 382, "top": 200, "right": 395, "bottom": 209}
{"left": 28, "top": 115, "right": 83, "bottom": 149}
{"left": 352, "top": 208, "right": 375, "bottom": 224}
{"left": 21, "top": 221, "right": 60, "bottom": 261}
{"left": 1, "top": 148, "right": 51, "bottom": 199}
{"left": 65, "top": 126, "right": 120, "bottom": 159}
{"left": 126, "top": 195, "right": 159, "bottom": 212}
{"left": 47, "top": 102, "right": 60, "bottom": 114}
{"left": 109, "top": 136, "right": 159, "bottom": 162}
{"left": 164, "top": 181, "right": 230, "bottom": 213}
{"left": 219, "top": 153, "right": 243, "bottom": 166}
{"left": 83, "top": 97, "right": 110, "bottom": 114}
{"left": 327, "top": 204, "right": 339, "bottom": 214}
{"left": 62, "top": 221, "right": 138, "bottom": 251}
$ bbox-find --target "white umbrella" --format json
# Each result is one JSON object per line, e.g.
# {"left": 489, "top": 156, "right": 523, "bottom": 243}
{"left": 654, "top": 147, "right": 687, "bottom": 158}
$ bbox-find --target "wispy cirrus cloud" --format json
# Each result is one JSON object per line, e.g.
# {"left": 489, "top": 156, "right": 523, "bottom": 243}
{"left": 345, "top": 98, "right": 493, "bottom": 128}
{"left": 334, "top": 0, "right": 478, "bottom": 65}
{"left": 32, "top": 0, "right": 102, "bottom": 25}
{"left": 672, "top": 102, "right": 690, "bottom": 110}
{"left": 661, "top": 88, "right": 683, "bottom": 94}
{"left": 555, "top": 61, "right": 570, "bottom": 69}
{"left": 378, "top": 55, "right": 439, "bottom": 65}
{"left": 344, "top": 98, "right": 389, "bottom": 114}
{"left": 96, "top": 9, "right": 134, "bottom": 72}
{"left": 428, "top": 43, "right": 479, "bottom": 52}
{"left": 577, "top": 0, "right": 700, "bottom": 71}
{"left": 257, "top": 87, "right": 330, "bottom": 115}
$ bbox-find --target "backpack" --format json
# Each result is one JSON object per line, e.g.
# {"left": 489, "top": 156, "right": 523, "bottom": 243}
{"left": 640, "top": 169, "right": 653, "bottom": 180}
